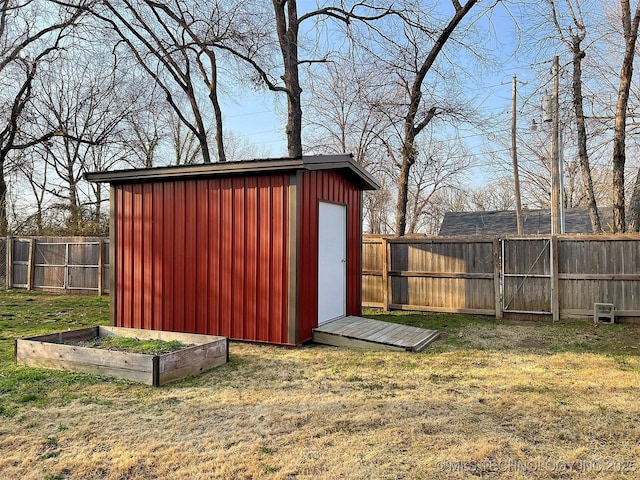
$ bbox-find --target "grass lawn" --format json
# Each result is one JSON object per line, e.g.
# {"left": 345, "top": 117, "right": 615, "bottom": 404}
{"left": 0, "top": 290, "right": 639, "bottom": 479}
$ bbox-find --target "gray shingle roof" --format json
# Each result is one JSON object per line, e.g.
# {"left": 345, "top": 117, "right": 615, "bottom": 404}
{"left": 438, "top": 208, "right": 610, "bottom": 236}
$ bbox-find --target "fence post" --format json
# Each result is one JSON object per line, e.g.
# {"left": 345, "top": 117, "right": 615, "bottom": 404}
{"left": 98, "top": 239, "right": 104, "bottom": 296}
{"left": 27, "top": 238, "right": 36, "bottom": 290}
{"left": 381, "top": 237, "right": 390, "bottom": 311}
{"left": 6, "top": 236, "right": 13, "bottom": 289}
{"left": 64, "top": 242, "right": 70, "bottom": 291}
{"left": 493, "top": 238, "right": 503, "bottom": 320}
{"left": 551, "top": 236, "right": 560, "bottom": 322}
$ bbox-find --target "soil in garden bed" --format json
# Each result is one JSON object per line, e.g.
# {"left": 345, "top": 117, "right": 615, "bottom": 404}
{"left": 69, "top": 336, "right": 193, "bottom": 355}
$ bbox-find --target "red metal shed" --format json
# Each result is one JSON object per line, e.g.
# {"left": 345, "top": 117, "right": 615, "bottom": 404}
{"left": 86, "top": 155, "right": 379, "bottom": 346}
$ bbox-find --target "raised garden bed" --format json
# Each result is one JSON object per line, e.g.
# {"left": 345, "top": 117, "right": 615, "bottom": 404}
{"left": 15, "top": 326, "right": 228, "bottom": 386}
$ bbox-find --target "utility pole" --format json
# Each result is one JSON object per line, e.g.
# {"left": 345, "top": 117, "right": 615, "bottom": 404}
{"left": 511, "top": 74, "right": 524, "bottom": 235}
{"left": 550, "top": 55, "right": 563, "bottom": 235}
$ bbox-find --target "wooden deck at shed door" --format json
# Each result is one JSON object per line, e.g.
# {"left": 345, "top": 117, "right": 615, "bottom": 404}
{"left": 312, "top": 316, "right": 439, "bottom": 352}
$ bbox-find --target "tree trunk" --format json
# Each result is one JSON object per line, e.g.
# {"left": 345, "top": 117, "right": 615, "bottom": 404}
{"left": 68, "top": 179, "right": 81, "bottom": 231}
{"left": 187, "top": 91, "right": 212, "bottom": 164}
{"left": 286, "top": 85, "right": 304, "bottom": 158}
{"left": 0, "top": 158, "right": 7, "bottom": 235}
{"left": 197, "top": 131, "right": 212, "bottom": 164}
{"left": 395, "top": 130, "right": 417, "bottom": 236}
{"left": 612, "top": 0, "right": 640, "bottom": 232}
{"left": 211, "top": 81, "right": 226, "bottom": 162}
{"left": 395, "top": 160, "right": 411, "bottom": 236}
{"left": 95, "top": 183, "right": 102, "bottom": 222}
{"left": 273, "top": 0, "right": 303, "bottom": 158}
{"left": 627, "top": 167, "right": 640, "bottom": 231}
{"left": 571, "top": 38, "right": 601, "bottom": 233}
{"left": 613, "top": 77, "right": 630, "bottom": 232}
{"left": 202, "top": 46, "right": 226, "bottom": 162}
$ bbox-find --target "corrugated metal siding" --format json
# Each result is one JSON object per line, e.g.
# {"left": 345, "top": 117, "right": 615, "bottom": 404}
{"left": 297, "top": 170, "right": 363, "bottom": 343}
{"left": 115, "top": 175, "right": 290, "bottom": 344}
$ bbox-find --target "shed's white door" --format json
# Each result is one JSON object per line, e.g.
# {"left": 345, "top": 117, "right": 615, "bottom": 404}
{"left": 317, "top": 202, "right": 347, "bottom": 325}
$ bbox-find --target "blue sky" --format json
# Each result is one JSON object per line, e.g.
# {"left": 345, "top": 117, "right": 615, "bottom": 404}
{"left": 221, "top": 90, "right": 288, "bottom": 158}
{"left": 219, "top": 1, "right": 545, "bottom": 180}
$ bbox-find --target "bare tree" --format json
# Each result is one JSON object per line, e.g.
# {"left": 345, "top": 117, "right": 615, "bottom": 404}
{"left": 384, "top": 0, "right": 481, "bottom": 236}
{"left": 291, "top": 1, "right": 488, "bottom": 235}
{"left": 223, "top": 130, "right": 271, "bottom": 162}
{"left": 0, "top": 0, "right": 84, "bottom": 234}
{"left": 303, "top": 55, "right": 390, "bottom": 164}
{"left": 270, "top": 0, "right": 304, "bottom": 157}
{"left": 218, "top": 1, "right": 394, "bottom": 157}
{"left": 422, "top": 188, "right": 470, "bottom": 235}
{"left": 403, "top": 138, "right": 472, "bottom": 234}
{"left": 26, "top": 48, "right": 134, "bottom": 230}
{"left": 90, "top": 0, "right": 246, "bottom": 163}
{"left": 124, "top": 87, "right": 167, "bottom": 168}
{"left": 627, "top": 169, "right": 640, "bottom": 229}
{"left": 469, "top": 177, "right": 517, "bottom": 212}
{"left": 302, "top": 53, "right": 394, "bottom": 231}
{"left": 516, "top": 112, "right": 613, "bottom": 213}
{"left": 13, "top": 149, "right": 50, "bottom": 233}
{"left": 166, "top": 108, "right": 203, "bottom": 164}
{"left": 612, "top": 0, "right": 640, "bottom": 231}
{"left": 363, "top": 183, "right": 393, "bottom": 234}
{"left": 547, "top": 0, "right": 602, "bottom": 232}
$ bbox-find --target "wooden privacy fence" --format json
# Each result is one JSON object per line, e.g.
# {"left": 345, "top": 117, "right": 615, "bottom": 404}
{"left": 362, "top": 234, "right": 640, "bottom": 321}
{"left": 362, "top": 236, "right": 501, "bottom": 317}
{"left": 6, "top": 237, "right": 110, "bottom": 294}
{"left": 0, "top": 238, "right": 6, "bottom": 289}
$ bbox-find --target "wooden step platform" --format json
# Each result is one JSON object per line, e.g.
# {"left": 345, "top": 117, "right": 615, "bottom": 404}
{"left": 313, "top": 316, "right": 439, "bottom": 352}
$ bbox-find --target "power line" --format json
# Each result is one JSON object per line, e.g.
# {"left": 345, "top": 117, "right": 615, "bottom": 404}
{"left": 225, "top": 110, "right": 273, "bottom": 119}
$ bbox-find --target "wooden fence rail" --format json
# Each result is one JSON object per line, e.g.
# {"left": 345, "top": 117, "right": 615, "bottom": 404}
{"left": 5, "top": 236, "right": 110, "bottom": 295}
{"left": 363, "top": 234, "right": 640, "bottom": 321}
{"left": 5, "top": 234, "right": 640, "bottom": 321}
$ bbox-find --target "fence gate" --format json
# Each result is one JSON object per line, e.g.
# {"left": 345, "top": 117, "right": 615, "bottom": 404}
{"left": 502, "top": 238, "right": 554, "bottom": 317}
{"left": 7, "top": 237, "right": 108, "bottom": 294}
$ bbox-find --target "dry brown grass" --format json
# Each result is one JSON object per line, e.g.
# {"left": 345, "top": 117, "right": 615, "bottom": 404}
{"left": 1, "top": 332, "right": 639, "bottom": 480}
{"left": 1, "top": 292, "right": 639, "bottom": 479}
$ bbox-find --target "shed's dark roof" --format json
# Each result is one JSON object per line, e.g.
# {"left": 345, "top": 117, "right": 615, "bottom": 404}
{"left": 85, "top": 154, "right": 380, "bottom": 191}
{"left": 438, "top": 208, "right": 609, "bottom": 236}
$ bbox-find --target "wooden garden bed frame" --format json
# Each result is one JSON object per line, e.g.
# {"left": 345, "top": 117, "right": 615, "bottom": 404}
{"left": 15, "top": 326, "right": 228, "bottom": 386}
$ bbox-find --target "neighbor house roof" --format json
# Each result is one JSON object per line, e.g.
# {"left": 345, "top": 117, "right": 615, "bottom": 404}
{"left": 85, "top": 154, "right": 380, "bottom": 191}
{"left": 438, "top": 208, "right": 609, "bottom": 236}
